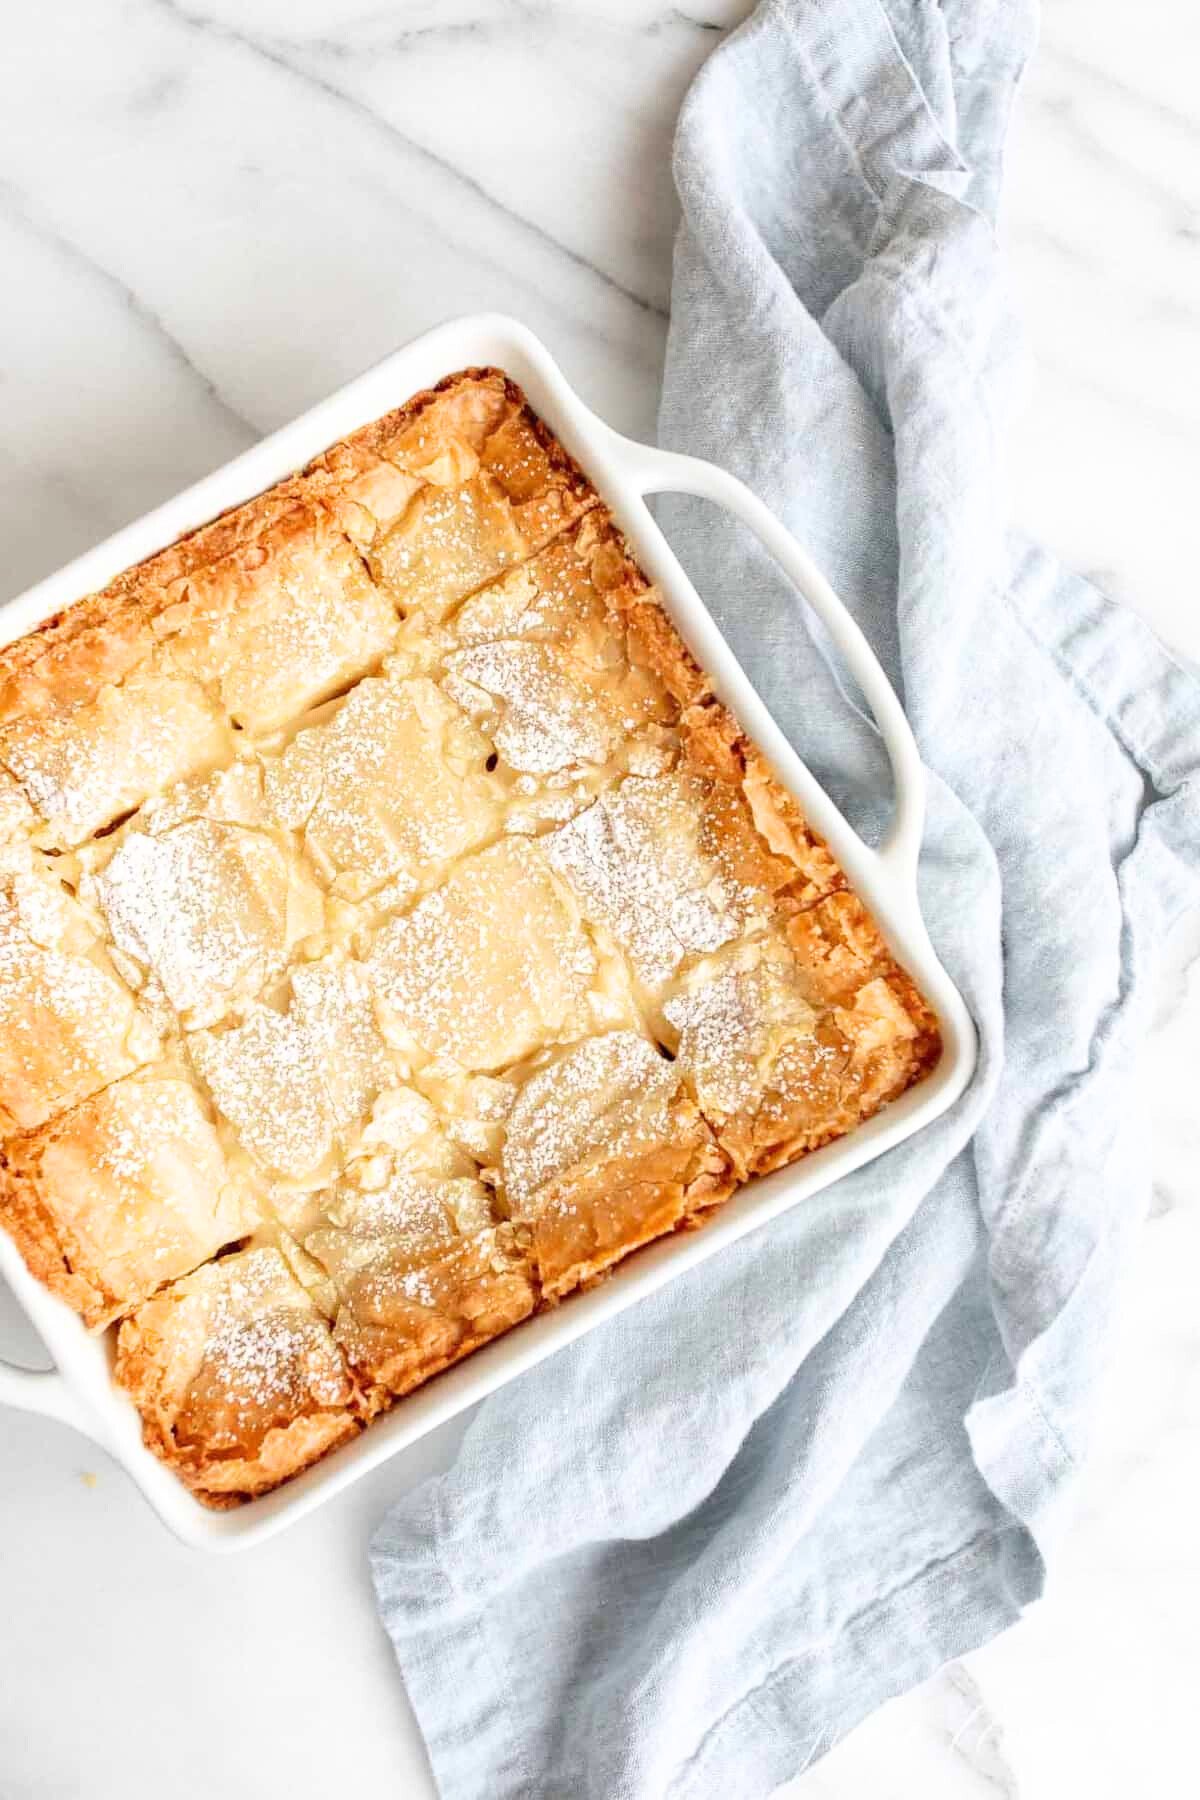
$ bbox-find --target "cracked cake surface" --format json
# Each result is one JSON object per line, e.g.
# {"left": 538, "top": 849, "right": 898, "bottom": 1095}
{"left": 0, "top": 368, "right": 940, "bottom": 1504}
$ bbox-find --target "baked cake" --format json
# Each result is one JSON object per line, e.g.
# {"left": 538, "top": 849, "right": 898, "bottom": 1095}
{"left": 0, "top": 370, "right": 940, "bottom": 1505}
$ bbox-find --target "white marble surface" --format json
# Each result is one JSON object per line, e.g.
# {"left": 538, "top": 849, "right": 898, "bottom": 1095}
{"left": 1, "top": 2, "right": 1197, "bottom": 1795}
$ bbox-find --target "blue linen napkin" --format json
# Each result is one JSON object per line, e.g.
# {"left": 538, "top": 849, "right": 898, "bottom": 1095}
{"left": 371, "top": 3, "right": 1200, "bottom": 1793}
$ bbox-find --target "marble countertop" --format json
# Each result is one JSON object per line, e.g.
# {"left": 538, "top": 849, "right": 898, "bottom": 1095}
{"left": 1, "top": 3, "right": 1196, "bottom": 1796}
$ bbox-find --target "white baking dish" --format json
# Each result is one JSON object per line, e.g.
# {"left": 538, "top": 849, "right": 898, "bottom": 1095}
{"left": 0, "top": 314, "right": 976, "bottom": 1550}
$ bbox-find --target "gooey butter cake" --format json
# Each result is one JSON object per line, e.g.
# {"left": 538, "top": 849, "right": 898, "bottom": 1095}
{"left": 0, "top": 371, "right": 939, "bottom": 1504}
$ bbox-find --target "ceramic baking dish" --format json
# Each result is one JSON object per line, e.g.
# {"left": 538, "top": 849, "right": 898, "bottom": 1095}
{"left": 0, "top": 314, "right": 976, "bottom": 1549}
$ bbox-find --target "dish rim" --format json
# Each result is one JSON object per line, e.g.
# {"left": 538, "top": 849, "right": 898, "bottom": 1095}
{"left": 0, "top": 313, "right": 977, "bottom": 1549}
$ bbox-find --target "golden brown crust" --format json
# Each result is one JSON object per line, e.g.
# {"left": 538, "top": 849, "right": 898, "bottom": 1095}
{"left": 0, "top": 367, "right": 941, "bottom": 1506}
{"left": 527, "top": 1118, "right": 733, "bottom": 1303}
{"left": 117, "top": 1290, "right": 359, "bottom": 1505}
{"left": 0, "top": 487, "right": 312, "bottom": 724}
{"left": 0, "top": 1157, "right": 108, "bottom": 1323}
{"left": 663, "top": 893, "right": 942, "bottom": 1181}
{"left": 713, "top": 1014, "right": 938, "bottom": 1182}
{"left": 495, "top": 1031, "right": 734, "bottom": 1301}
{"left": 784, "top": 888, "right": 910, "bottom": 1002}
{"left": 182, "top": 1414, "right": 362, "bottom": 1505}
{"left": 579, "top": 515, "right": 846, "bottom": 911}
{"left": 124, "top": 1362, "right": 360, "bottom": 1505}
{"left": 333, "top": 1229, "right": 537, "bottom": 1405}
{"left": 114, "top": 1247, "right": 361, "bottom": 1503}
{"left": 682, "top": 700, "right": 845, "bottom": 909}
{"left": 312, "top": 366, "right": 595, "bottom": 540}
{"left": 619, "top": 586, "right": 709, "bottom": 709}
{"left": 1, "top": 1067, "right": 254, "bottom": 1329}
{"left": 0, "top": 855, "right": 159, "bottom": 1135}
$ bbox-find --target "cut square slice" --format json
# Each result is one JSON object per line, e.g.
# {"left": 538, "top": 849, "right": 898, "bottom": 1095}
{"left": 359, "top": 375, "right": 595, "bottom": 621}
{"left": 368, "top": 476, "right": 530, "bottom": 621}
{"left": 663, "top": 895, "right": 941, "bottom": 1178}
{"left": 498, "top": 1031, "right": 730, "bottom": 1300}
{"left": 114, "top": 1245, "right": 359, "bottom": 1505}
{"left": 306, "top": 1175, "right": 533, "bottom": 1403}
{"left": 450, "top": 507, "right": 653, "bottom": 649}
{"left": 356, "top": 367, "right": 595, "bottom": 553}
{"left": 369, "top": 837, "right": 597, "bottom": 1073}
{"left": 0, "top": 662, "right": 232, "bottom": 848}
{"left": 189, "top": 958, "right": 396, "bottom": 1184}
{"left": 95, "top": 816, "right": 324, "bottom": 1029}
{"left": 262, "top": 673, "right": 505, "bottom": 901}
{"left": 545, "top": 771, "right": 761, "bottom": 997}
{"left": 354, "top": 365, "right": 517, "bottom": 485}
{"left": 159, "top": 503, "right": 399, "bottom": 735}
{"left": 443, "top": 512, "right": 675, "bottom": 783}
{"left": 544, "top": 703, "right": 846, "bottom": 1009}
{"left": 444, "top": 638, "right": 624, "bottom": 777}
{"left": 0, "top": 852, "right": 159, "bottom": 1133}
{"left": 0, "top": 1066, "right": 255, "bottom": 1329}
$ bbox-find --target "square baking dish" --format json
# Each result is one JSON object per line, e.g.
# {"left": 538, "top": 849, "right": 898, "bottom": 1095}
{"left": 0, "top": 314, "right": 976, "bottom": 1549}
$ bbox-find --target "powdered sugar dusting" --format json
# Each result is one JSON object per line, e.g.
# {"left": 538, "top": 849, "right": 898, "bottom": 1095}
{"left": 196, "top": 1249, "right": 348, "bottom": 1423}
{"left": 181, "top": 525, "right": 398, "bottom": 734}
{"left": 369, "top": 838, "right": 596, "bottom": 1071}
{"left": 97, "top": 819, "right": 298, "bottom": 1024}
{"left": 305, "top": 1168, "right": 499, "bottom": 1325}
{"left": 502, "top": 1031, "right": 677, "bottom": 1210}
{"left": 664, "top": 948, "right": 827, "bottom": 1119}
{"left": 547, "top": 776, "right": 751, "bottom": 991}
{"left": 0, "top": 864, "right": 148, "bottom": 1119}
{"left": 0, "top": 667, "right": 228, "bottom": 846}
{"left": 264, "top": 673, "right": 501, "bottom": 896}
{"left": 191, "top": 1003, "right": 333, "bottom": 1180}
{"left": 372, "top": 476, "right": 526, "bottom": 619}
{"left": 445, "top": 640, "right": 615, "bottom": 774}
{"left": 664, "top": 964, "right": 764, "bottom": 1117}
{"left": 190, "top": 959, "right": 392, "bottom": 1179}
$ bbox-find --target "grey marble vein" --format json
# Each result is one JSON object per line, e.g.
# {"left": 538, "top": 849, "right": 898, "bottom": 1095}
{"left": 1149, "top": 1182, "right": 1174, "bottom": 1218}
{"left": 1042, "top": 42, "right": 1200, "bottom": 141}
{"left": 945, "top": 1666, "right": 1020, "bottom": 1797}
{"left": 1032, "top": 92, "right": 1199, "bottom": 224}
{"left": 151, "top": 0, "right": 669, "bottom": 322}
{"left": 1012, "top": 227, "right": 1199, "bottom": 434}
{"left": 1150, "top": 939, "right": 1200, "bottom": 1029}
{"left": 0, "top": 179, "right": 259, "bottom": 446}
{"left": 660, "top": 8, "right": 725, "bottom": 32}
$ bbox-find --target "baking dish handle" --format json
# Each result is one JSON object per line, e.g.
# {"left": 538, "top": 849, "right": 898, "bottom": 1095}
{"left": 0, "top": 1350, "right": 100, "bottom": 1438}
{"left": 615, "top": 441, "right": 925, "bottom": 888}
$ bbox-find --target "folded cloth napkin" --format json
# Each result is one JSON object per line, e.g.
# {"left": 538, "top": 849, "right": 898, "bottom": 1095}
{"left": 372, "top": 2, "right": 1200, "bottom": 1793}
